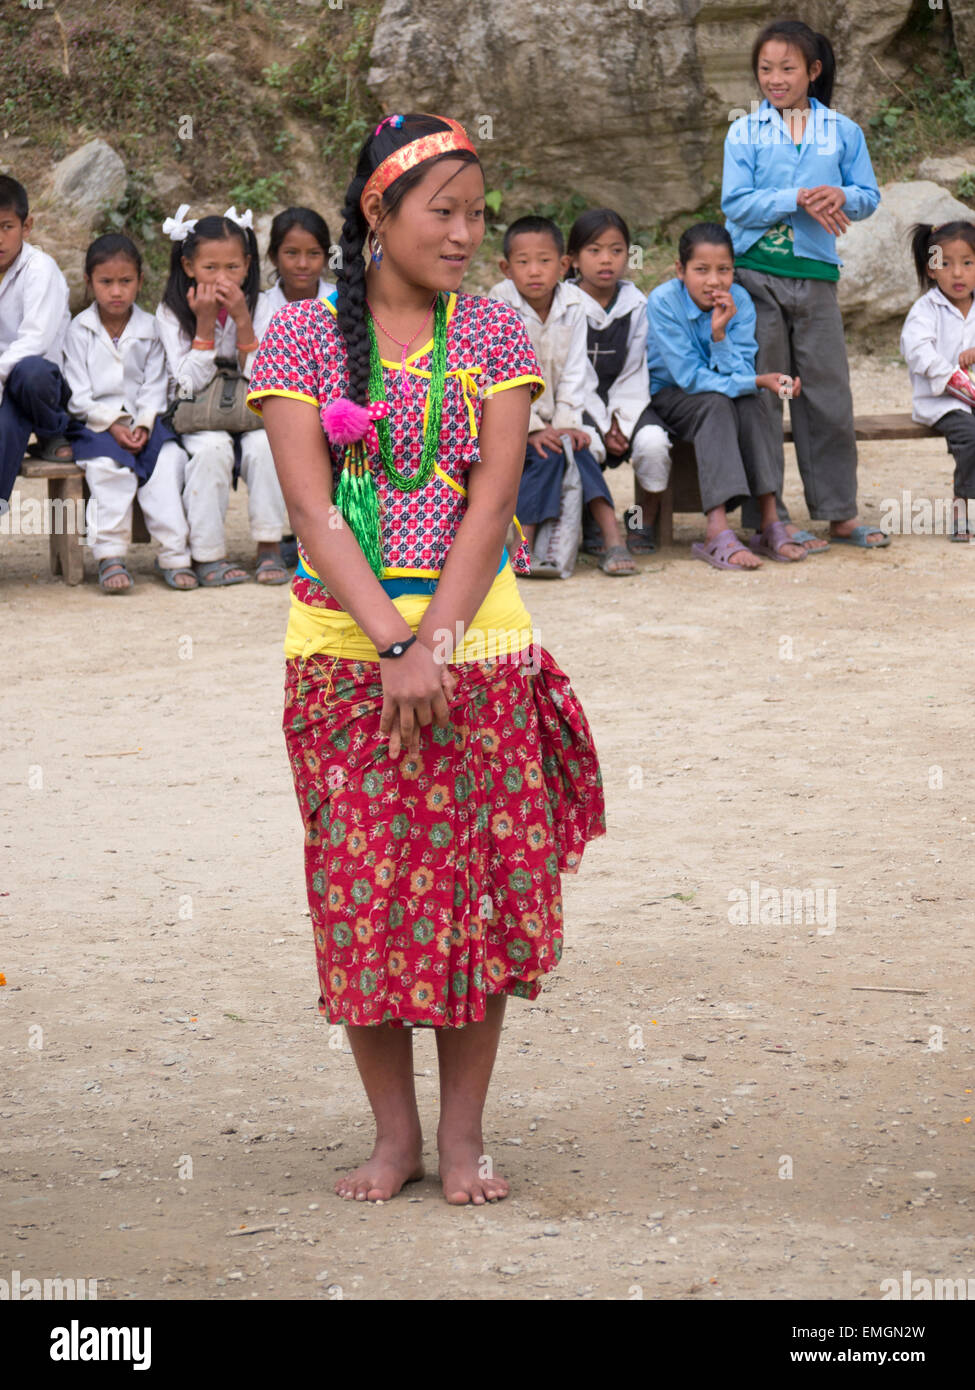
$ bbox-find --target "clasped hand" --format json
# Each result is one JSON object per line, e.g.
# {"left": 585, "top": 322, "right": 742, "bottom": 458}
{"left": 379, "top": 640, "right": 458, "bottom": 759}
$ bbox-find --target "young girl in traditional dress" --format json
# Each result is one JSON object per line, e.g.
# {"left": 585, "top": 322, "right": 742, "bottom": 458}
{"left": 62, "top": 233, "right": 193, "bottom": 591}
{"left": 724, "top": 18, "right": 886, "bottom": 551}
{"left": 566, "top": 208, "right": 672, "bottom": 555}
{"left": 254, "top": 207, "right": 334, "bottom": 569}
{"left": 155, "top": 205, "right": 289, "bottom": 585}
{"left": 247, "top": 114, "right": 605, "bottom": 1206}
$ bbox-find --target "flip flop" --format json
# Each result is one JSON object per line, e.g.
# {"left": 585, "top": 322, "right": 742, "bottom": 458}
{"left": 194, "top": 559, "right": 250, "bottom": 587}
{"left": 790, "top": 528, "right": 830, "bottom": 553}
{"left": 691, "top": 527, "right": 755, "bottom": 570}
{"left": 748, "top": 520, "right": 806, "bottom": 563}
{"left": 830, "top": 525, "right": 890, "bottom": 548}
{"left": 154, "top": 558, "right": 198, "bottom": 589}
{"left": 97, "top": 556, "right": 133, "bottom": 593}
{"left": 598, "top": 544, "right": 636, "bottom": 575}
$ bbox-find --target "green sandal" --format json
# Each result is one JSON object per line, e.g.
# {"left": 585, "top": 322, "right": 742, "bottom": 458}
{"left": 155, "top": 558, "right": 199, "bottom": 589}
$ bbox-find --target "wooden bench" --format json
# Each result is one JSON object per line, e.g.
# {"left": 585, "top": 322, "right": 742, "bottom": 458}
{"left": 642, "top": 412, "right": 940, "bottom": 547}
{"left": 16, "top": 455, "right": 149, "bottom": 585}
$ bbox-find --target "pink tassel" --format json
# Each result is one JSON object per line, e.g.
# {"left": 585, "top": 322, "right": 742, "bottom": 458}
{"left": 322, "top": 398, "right": 371, "bottom": 446}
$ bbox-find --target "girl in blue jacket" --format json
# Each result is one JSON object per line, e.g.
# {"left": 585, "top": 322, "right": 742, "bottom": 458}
{"left": 723, "top": 18, "right": 887, "bottom": 551}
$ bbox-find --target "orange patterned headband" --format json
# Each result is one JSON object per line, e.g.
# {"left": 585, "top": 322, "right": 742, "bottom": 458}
{"left": 360, "top": 116, "right": 478, "bottom": 209}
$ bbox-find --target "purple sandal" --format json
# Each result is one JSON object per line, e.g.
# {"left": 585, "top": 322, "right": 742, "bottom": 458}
{"left": 748, "top": 520, "right": 806, "bottom": 563}
{"left": 691, "top": 527, "right": 754, "bottom": 570}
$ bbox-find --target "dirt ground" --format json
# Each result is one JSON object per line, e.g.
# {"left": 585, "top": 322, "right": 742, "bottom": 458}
{"left": 1, "top": 353, "right": 972, "bottom": 1303}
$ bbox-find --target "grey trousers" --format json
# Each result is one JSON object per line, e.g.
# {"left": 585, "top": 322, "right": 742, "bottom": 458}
{"left": 931, "top": 410, "right": 975, "bottom": 497}
{"left": 735, "top": 268, "right": 859, "bottom": 529}
{"left": 651, "top": 386, "right": 779, "bottom": 515}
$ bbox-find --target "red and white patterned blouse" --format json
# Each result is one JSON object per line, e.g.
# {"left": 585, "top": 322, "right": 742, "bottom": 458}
{"left": 246, "top": 290, "right": 544, "bottom": 598}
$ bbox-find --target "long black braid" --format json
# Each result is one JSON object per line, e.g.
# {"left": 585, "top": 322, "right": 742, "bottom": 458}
{"left": 335, "top": 115, "right": 480, "bottom": 405}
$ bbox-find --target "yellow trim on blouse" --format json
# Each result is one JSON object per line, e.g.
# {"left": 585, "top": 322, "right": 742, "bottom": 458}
{"left": 246, "top": 385, "right": 319, "bottom": 415}
{"left": 286, "top": 560, "right": 534, "bottom": 663}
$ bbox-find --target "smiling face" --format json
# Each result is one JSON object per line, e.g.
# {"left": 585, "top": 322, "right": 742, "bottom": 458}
{"left": 756, "top": 39, "right": 820, "bottom": 112}
{"left": 273, "top": 224, "right": 327, "bottom": 299}
{"left": 88, "top": 252, "right": 141, "bottom": 318}
{"left": 676, "top": 239, "right": 735, "bottom": 312}
{"left": 572, "top": 227, "right": 628, "bottom": 302}
{"left": 181, "top": 233, "right": 250, "bottom": 287}
{"left": 929, "top": 236, "right": 975, "bottom": 308}
{"left": 370, "top": 157, "right": 486, "bottom": 294}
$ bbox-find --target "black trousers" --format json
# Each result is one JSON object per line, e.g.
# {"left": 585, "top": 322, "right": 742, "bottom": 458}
{"left": 931, "top": 409, "right": 975, "bottom": 498}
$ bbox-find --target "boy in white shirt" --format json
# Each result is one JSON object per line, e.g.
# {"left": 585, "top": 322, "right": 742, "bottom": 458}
{"left": 489, "top": 216, "right": 635, "bottom": 576}
{"left": 0, "top": 175, "right": 72, "bottom": 506}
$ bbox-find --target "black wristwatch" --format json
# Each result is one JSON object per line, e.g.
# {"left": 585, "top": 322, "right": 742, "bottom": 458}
{"left": 377, "top": 634, "right": 418, "bottom": 660}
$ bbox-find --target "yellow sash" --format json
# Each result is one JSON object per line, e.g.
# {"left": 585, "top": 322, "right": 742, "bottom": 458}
{"left": 286, "top": 561, "right": 534, "bottom": 662}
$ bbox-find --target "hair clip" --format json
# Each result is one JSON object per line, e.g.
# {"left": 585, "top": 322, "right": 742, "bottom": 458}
{"left": 162, "top": 203, "right": 197, "bottom": 242}
{"left": 223, "top": 205, "right": 254, "bottom": 232}
{"left": 374, "top": 114, "right": 404, "bottom": 136}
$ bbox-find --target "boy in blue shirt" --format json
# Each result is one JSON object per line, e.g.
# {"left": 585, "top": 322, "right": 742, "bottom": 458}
{"left": 647, "top": 223, "right": 802, "bottom": 569}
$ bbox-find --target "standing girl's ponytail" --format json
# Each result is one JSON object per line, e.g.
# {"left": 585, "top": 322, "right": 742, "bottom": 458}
{"left": 335, "top": 114, "right": 480, "bottom": 406}
{"left": 751, "top": 18, "right": 836, "bottom": 108}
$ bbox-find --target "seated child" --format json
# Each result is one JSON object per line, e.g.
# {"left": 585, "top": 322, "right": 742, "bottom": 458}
{"left": 489, "top": 215, "right": 635, "bottom": 576}
{"left": 63, "top": 233, "right": 193, "bottom": 592}
{"left": 0, "top": 175, "right": 72, "bottom": 506}
{"left": 254, "top": 207, "right": 334, "bottom": 568}
{"left": 901, "top": 220, "right": 975, "bottom": 540}
{"left": 566, "top": 207, "right": 671, "bottom": 554}
{"left": 155, "top": 205, "right": 288, "bottom": 586}
{"left": 646, "top": 223, "right": 803, "bottom": 569}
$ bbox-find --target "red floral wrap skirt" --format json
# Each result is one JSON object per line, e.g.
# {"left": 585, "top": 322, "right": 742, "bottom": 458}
{"left": 283, "top": 647, "right": 605, "bottom": 1028}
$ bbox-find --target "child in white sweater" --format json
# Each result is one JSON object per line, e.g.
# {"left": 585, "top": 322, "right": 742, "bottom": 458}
{"left": 63, "top": 234, "right": 192, "bottom": 591}
{"left": 901, "top": 220, "right": 975, "bottom": 540}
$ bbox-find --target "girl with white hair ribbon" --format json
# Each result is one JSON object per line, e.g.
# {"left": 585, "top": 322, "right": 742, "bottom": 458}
{"left": 154, "top": 205, "right": 290, "bottom": 585}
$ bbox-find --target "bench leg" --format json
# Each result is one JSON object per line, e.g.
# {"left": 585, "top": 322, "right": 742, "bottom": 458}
{"left": 658, "top": 484, "right": 674, "bottom": 547}
{"left": 49, "top": 475, "right": 85, "bottom": 585}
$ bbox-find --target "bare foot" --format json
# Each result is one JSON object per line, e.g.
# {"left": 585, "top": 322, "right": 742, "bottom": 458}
{"left": 334, "top": 1136, "right": 424, "bottom": 1203}
{"left": 725, "top": 543, "right": 762, "bottom": 569}
{"left": 438, "top": 1135, "right": 510, "bottom": 1205}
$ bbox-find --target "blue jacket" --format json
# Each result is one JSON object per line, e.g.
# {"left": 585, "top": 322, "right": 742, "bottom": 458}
{"left": 722, "top": 97, "right": 880, "bottom": 265}
{"left": 647, "top": 279, "right": 758, "bottom": 398}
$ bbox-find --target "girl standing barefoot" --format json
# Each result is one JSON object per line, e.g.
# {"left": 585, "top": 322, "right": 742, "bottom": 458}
{"left": 247, "top": 115, "right": 606, "bottom": 1205}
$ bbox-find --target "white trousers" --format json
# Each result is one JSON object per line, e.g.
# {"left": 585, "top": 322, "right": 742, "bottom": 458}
{"left": 83, "top": 442, "right": 191, "bottom": 568}
{"left": 180, "top": 428, "right": 286, "bottom": 562}
{"left": 630, "top": 423, "right": 672, "bottom": 493}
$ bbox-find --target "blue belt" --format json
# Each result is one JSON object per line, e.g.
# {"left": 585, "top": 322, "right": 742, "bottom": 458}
{"left": 297, "top": 549, "right": 508, "bottom": 596}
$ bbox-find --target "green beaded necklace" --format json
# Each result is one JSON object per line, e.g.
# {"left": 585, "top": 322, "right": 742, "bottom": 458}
{"left": 366, "top": 291, "right": 448, "bottom": 491}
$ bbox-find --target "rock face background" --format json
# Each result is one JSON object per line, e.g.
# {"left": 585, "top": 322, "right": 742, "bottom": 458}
{"left": 367, "top": 0, "right": 958, "bottom": 222}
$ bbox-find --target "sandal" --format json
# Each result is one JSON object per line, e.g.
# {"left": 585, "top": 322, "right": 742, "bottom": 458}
{"left": 748, "top": 520, "right": 806, "bottom": 563}
{"left": 28, "top": 435, "right": 75, "bottom": 463}
{"left": 691, "top": 527, "right": 755, "bottom": 570}
{"left": 598, "top": 544, "right": 636, "bottom": 576}
{"left": 97, "top": 556, "right": 133, "bottom": 593}
{"left": 789, "top": 528, "right": 830, "bottom": 553}
{"left": 581, "top": 512, "right": 606, "bottom": 556}
{"left": 194, "top": 559, "right": 250, "bottom": 587}
{"left": 154, "top": 558, "right": 198, "bottom": 589}
{"left": 624, "top": 506, "right": 658, "bottom": 554}
{"left": 255, "top": 551, "right": 291, "bottom": 585}
{"left": 830, "top": 525, "right": 890, "bottom": 548}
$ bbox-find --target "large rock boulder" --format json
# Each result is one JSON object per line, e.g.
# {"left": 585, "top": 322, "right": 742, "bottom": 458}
{"left": 366, "top": 0, "right": 924, "bottom": 224}
{"left": 837, "top": 181, "right": 973, "bottom": 333}
{"left": 48, "top": 140, "right": 127, "bottom": 228}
